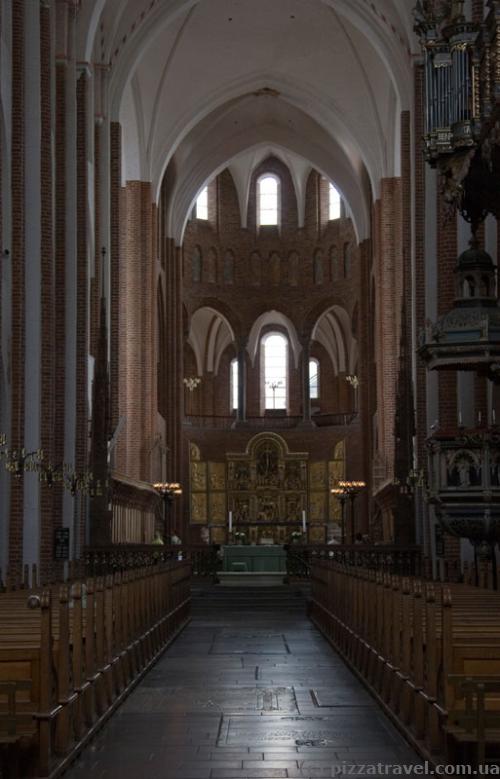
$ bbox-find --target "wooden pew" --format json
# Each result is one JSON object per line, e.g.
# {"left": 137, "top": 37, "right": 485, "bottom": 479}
{"left": 0, "top": 560, "right": 191, "bottom": 777}
{"left": 446, "top": 676, "right": 500, "bottom": 765}
{"left": 309, "top": 560, "right": 500, "bottom": 766}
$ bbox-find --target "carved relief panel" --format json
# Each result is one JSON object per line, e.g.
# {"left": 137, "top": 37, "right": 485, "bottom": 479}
{"left": 227, "top": 434, "right": 308, "bottom": 532}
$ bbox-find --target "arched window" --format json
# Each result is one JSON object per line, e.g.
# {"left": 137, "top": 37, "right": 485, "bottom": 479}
{"left": 263, "top": 333, "right": 287, "bottom": 409}
{"left": 257, "top": 174, "right": 279, "bottom": 226}
{"left": 230, "top": 358, "right": 238, "bottom": 411}
{"left": 309, "top": 358, "right": 319, "bottom": 400}
{"left": 196, "top": 186, "right": 208, "bottom": 220}
{"left": 329, "top": 183, "right": 341, "bottom": 220}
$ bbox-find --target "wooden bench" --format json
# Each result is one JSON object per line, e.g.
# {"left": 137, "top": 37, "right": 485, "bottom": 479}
{"left": 309, "top": 561, "right": 500, "bottom": 765}
{"left": 0, "top": 561, "right": 192, "bottom": 778}
{"left": 0, "top": 680, "right": 33, "bottom": 778}
{"left": 446, "top": 677, "right": 500, "bottom": 765}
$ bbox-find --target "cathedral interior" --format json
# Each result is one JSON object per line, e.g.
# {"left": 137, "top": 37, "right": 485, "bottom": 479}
{"left": 1, "top": 0, "right": 500, "bottom": 777}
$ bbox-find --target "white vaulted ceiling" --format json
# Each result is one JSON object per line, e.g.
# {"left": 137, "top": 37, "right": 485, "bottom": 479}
{"left": 77, "top": 0, "right": 417, "bottom": 244}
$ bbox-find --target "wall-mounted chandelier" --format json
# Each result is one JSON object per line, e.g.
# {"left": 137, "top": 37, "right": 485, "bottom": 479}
{"left": 183, "top": 377, "right": 201, "bottom": 392}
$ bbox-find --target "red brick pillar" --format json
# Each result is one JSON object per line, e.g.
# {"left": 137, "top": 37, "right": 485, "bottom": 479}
{"left": 162, "top": 237, "right": 184, "bottom": 532}
{"left": 8, "top": 0, "right": 26, "bottom": 580}
{"left": 236, "top": 336, "right": 247, "bottom": 422}
{"left": 376, "top": 178, "right": 403, "bottom": 480}
{"left": 75, "top": 66, "right": 90, "bottom": 555}
{"left": 300, "top": 338, "right": 312, "bottom": 424}
{"left": 110, "top": 122, "right": 121, "bottom": 433}
{"left": 39, "top": 0, "right": 56, "bottom": 581}
{"left": 118, "top": 181, "right": 155, "bottom": 482}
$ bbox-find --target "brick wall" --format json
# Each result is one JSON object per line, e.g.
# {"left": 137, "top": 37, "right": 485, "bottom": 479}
{"left": 179, "top": 159, "right": 366, "bottom": 539}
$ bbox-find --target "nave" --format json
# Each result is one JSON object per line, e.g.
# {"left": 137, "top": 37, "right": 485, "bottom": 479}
{"left": 64, "top": 586, "right": 420, "bottom": 779}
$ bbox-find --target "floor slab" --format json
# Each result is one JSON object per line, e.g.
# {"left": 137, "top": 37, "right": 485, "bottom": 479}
{"left": 64, "top": 585, "right": 422, "bottom": 779}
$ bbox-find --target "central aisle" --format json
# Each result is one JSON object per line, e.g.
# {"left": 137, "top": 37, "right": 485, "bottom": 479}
{"left": 66, "top": 585, "right": 421, "bottom": 779}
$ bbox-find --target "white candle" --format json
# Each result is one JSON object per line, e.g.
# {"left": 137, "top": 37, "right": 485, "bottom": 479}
{"left": 302, "top": 510, "right": 306, "bottom": 533}
{"left": 478, "top": 411, "right": 482, "bottom": 425}
{"left": 494, "top": 410, "right": 497, "bottom": 425}
{"left": 458, "top": 410, "right": 463, "bottom": 426}
{"left": 228, "top": 511, "right": 233, "bottom": 533}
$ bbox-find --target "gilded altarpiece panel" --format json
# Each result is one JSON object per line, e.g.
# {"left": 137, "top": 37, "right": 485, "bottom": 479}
{"left": 189, "top": 450, "right": 207, "bottom": 524}
{"left": 208, "top": 462, "right": 226, "bottom": 526}
{"left": 191, "top": 492, "right": 207, "bottom": 524}
{"left": 309, "top": 462, "right": 327, "bottom": 543}
{"left": 328, "top": 440, "right": 346, "bottom": 535}
{"left": 226, "top": 433, "right": 308, "bottom": 543}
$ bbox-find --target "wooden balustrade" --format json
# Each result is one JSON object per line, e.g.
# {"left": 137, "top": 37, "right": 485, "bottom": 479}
{"left": 286, "top": 544, "right": 424, "bottom": 579}
{"left": 309, "top": 560, "right": 500, "bottom": 766}
{"left": 0, "top": 560, "right": 191, "bottom": 778}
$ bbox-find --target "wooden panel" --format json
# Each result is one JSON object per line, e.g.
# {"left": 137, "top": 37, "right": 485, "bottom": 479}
{"left": 310, "top": 462, "right": 327, "bottom": 490}
{"left": 191, "top": 461, "right": 207, "bottom": 492}
{"left": 208, "top": 462, "right": 226, "bottom": 490}
{"left": 309, "top": 492, "right": 326, "bottom": 522}
{"left": 209, "top": 492, "right": 226, "bottom": 523}
{"left": 191, "top": 493, "right": 208, "bottom": 523}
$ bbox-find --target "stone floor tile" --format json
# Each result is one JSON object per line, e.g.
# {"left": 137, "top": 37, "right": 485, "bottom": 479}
{"left": 63, "top": 586, "right": 420, "bottom": 779}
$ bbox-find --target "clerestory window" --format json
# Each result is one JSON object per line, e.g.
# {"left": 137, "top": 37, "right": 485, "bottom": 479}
{"left": 257, "top": 174, "right": 279, "bottom": 227}
{"left": 309, "top": 358, "right": 319, "bottom": 399}
{"left": 263, "top": 332, "right": 287, "bottom": 409}
{"left": 230, "top": 358, "right": 238, "bottom": 411}
{"left": 329, "top": 183, "right": 341, "bottom": 220}
{"left": 196, "top": 186, "right": 208, "bottom": 220}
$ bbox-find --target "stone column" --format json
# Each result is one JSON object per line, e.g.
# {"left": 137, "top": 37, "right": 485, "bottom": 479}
{"left": 301, "top": 338, "right": 313, "bottom": 425}
{"left": 236, "top": 337, "right": 247, "bottom": 423}
{"left": 23, "top": 0, "right": 42, "bottom": 573}
{"left": 0, "top": 0, "right": 14, "bottom": 576}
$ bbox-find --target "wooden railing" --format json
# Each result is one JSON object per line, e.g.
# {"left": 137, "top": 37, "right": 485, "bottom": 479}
{"left": 0, "top": 560, "right": 191, "bottom": 778}
{"left": 83, "top": 544, "right": 219, "bottom": 579}
{"left": 286, "top": 544, "right": 424, "bottom": 579}
{"left": 184, "top": 412, "right": 357, "bottom": 429}
{"left": 309, "top": 560, "right": 500, "bottom": 765}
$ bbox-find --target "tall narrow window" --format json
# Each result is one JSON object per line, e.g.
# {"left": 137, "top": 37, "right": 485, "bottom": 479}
{"left": 230, "top": 358, "right": 238, "bottom": 411}
{"left": 196, "top": 186, "right": 208, "bottom": 220}
{"left": 329, "top": 183, "right": 341, "bottom": 220}
{"left": 309, "top": 358, "right": 319, "bottom": 399}
{"left": 257, "top": 175, "right": 279, "bottom": 226}
{"left": 263, "top": 333, "right": 287, "bottom": 409}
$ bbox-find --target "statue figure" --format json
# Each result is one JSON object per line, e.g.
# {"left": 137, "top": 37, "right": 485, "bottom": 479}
{"left": 257, "top": 444, "right": 279, "bottom": 485}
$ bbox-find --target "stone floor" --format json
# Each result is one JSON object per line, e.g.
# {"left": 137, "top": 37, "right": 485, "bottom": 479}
{"left": 64, "top": 585, "right": 421, "bottom": 779}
